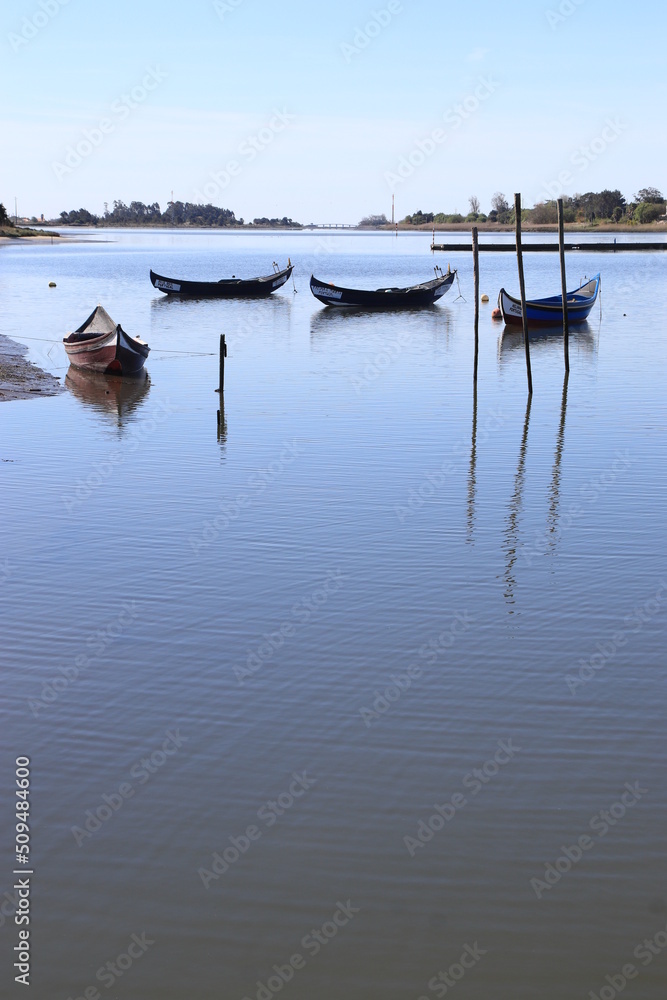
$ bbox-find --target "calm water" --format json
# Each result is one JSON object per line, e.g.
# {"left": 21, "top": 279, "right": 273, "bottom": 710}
{"left": 1, "top": 230, "right": 666, "bottom": 1000}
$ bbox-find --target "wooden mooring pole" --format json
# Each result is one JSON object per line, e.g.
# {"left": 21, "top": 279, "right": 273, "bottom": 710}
{"left": 514, "top": 193, "right": 533, "bottom": 395}
{"left": 557, "top": 199, "right": 570, "bottom": 373}
{"left": 472, "top": 226, "right": 480, "bottom": 383}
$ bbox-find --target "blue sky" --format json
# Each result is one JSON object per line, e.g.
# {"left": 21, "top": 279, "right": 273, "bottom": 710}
{"left": 2, "top": 0, "right": 665, "bottom": 222}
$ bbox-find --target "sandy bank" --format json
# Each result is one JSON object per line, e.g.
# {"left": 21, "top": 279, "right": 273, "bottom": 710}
{"left": 0, "top": 335, "right": 64, "bottom": 402}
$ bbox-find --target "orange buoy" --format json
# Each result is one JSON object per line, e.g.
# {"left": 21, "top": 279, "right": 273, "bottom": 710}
{"left": 492, "top": 307, "right": 502, "bottom": 320}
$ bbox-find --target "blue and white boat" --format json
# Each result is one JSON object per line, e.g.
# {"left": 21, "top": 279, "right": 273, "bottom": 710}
{"left": 498, "top": 274, "right": 600, "bottom": 326}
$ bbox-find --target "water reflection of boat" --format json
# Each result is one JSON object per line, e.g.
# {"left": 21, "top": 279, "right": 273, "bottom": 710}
{"left": 65, "top": 366, "right": 151, "bottom": 425}
{"left": 310, "top": 304, "right": 452, "bottom": 344}
{"left": 498, "top": 322, "right": 596, "bottom": 362}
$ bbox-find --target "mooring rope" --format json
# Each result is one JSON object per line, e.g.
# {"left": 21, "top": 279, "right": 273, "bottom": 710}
{"left": 4, "top": 335, "right": 214, "bottom": 355}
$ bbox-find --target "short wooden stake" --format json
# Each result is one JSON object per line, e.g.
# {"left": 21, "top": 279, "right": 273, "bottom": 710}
{"left": 514, "top": 193, "right": 533, "bottom": 395}
{"left": 557, "top": 199, "right": 570, "bottom": 373}
{"left": 472, "top": 227, "right": 480, "bottom": 382}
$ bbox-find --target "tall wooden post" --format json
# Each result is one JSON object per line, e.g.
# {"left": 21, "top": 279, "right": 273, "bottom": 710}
{"left": 557, "top": 199, "right": 570, "bottom": 373}
{"left": 472, "top": 227, "right": 480, "bottom": 382}
{"left": 514, "top": 193, "right": 533, "bottom": 394}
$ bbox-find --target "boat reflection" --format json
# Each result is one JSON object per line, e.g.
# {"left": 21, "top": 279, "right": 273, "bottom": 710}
{"left": 150, "top": 293, "right": 293, "bottom": 345}
{"left": 497, "top": 321, "right": 597, "bottom": 363}
{"left": 65, "top": 366, "right": 151, "bottom": 429}
{"left": 310, "top": 305, "right": 452, "bottom": 348}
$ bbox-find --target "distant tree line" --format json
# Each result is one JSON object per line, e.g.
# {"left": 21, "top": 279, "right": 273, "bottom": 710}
{"left": 251, "top": 217, "right": 302, "bottom": 228}
{"left": 55, "top": 200, "right": 304, "bottom": 228}
{"left": 396, "top": 188, "right": 665, "bottom": 227}
{"left": 358, "top": 214, "right": 389, "bottom": 227}
{"left": 0, "top": 202, "right": 10, "bottom": 226}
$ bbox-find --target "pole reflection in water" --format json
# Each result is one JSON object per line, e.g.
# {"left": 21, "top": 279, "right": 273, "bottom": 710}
{"left": 216, "top": 399, "right": 227, "bottom": 444}
{"left": 503, "top": 394, "right": 532, "bottom": 607}
{"left": 547, "top": 373, "right": 569, "bottom": 551}
{"left": 466, "top": 383, "right": 478, "bottom": 544}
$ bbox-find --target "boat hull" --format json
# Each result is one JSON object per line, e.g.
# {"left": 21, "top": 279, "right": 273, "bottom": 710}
{"left": 64, "top": 327, "right": 149, "bottom": 375}
{"left": 310, "top": 271, "right": 456, "bottom": 308}
{"left": 499, "top": 276, "right": 600, "bottom": 327}
{"left": 150, "top": 265, "right": 293, "bottom": 298}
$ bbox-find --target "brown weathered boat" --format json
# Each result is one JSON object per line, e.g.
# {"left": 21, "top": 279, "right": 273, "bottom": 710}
{"left": 63, "top": 306, "right": 150, "bottom": 375}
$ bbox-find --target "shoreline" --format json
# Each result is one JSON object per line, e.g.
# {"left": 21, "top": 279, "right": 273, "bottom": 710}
{"left": 0, "top": 335, "right": 64, "bottom": 402}
{"left": 7, "top": 223, "right": 667, "bottom": 237}
{"left": 18, "top": 222, "right": 667, "bottom": 236}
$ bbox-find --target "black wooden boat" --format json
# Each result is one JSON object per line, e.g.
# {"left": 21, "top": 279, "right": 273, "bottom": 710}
{"left": 150, "top": 261, "right": 293, "bottom": 298}
{"left": 310, "top": 267, "right": 456, "bottom": 308}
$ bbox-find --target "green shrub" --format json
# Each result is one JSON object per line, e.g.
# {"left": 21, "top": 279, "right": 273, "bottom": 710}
{"left": 634, "top": 202, "right": 665, "bottom": 224}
